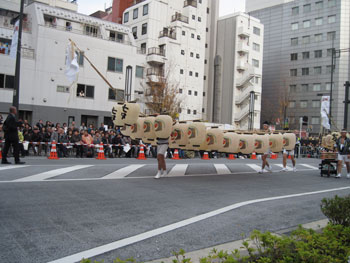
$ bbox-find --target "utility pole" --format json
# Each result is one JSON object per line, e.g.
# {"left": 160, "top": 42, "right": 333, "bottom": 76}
{"left": 12, "top": 0, "right": 25, "bottom": 114}
{"left": 344, "top": 81, "right": 350, "bottom": 130}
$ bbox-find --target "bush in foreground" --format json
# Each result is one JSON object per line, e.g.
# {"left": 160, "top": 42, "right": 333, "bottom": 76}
{"left": 321, "top": 194, "right": 350, "bottom": 227}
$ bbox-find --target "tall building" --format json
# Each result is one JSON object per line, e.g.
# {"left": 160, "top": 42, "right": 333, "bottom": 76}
{"left": 122, "top": 0, "right": 220, "bottom": 121}
{"left": 246, "top": 0, "right": 350, "bottom": 132}
{"left": 0, "top": 0, "right": 145, "bottom": 126}
{"left": 211, "top": 13, "right": 263, "bottom": 129}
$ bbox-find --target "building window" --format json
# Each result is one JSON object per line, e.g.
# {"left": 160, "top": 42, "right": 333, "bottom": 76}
{"left": 143, "top": 4, "right": 149, "bottom": 16}
{"left": 289, "top": 101, "right": 296, "bottom": 108}
{"left": 303, "top": 20, "right": 311, "bottom": 28}
{"left": 314, "top": 33, "right": 323, "bottom": 42}
{"left": 300, "top": 101, "right": 308, "bottom": 108}
{"left": 194, "top": 91, "right": 198, "bottom": 96}
{"left": 252, "top": 59, "right": 259, "bottom": 68}
{"left": 202, "top": 108, "right": 205, "bottom": 113}
{"left": 311, "top": 117, "right": 320, "bottom": 125}
{"left": 205, "top": 43, "right": 208, "bottom": 48}
{"left": 188, "top": 90, "right": 192, "bottom": 95}
{"left": 181, "top": 50, "right": 185, "bottom": 55}
{"left": 328, "top": 15, "right": 336, "bottom": 23}
{"left": 132, "top": 26, "right": 137, "bottom": 39}
{"left": 189, "top": 71, "right": 193, "bottom": 76}
{"left": 77, "top": 84, "right": 94, "bottom": 98}
{"left": 57, "top": 85, "right": 70, "bottom": 93}
{"left": 193, "top": 110, "right": 197, "bottom": 115}
{"left": 191, "top": 33, "right": 195, "bottom": 38}
{"left": 203, "top": 76, "right": 206, "bottom": 80}
{"left": 314, "top": 66, "right": 322, "bottom": 75}
{"left": 190, "top": 52, "right": 194, "bottom": 57}
{"left": 290, "top": 69, "right": 297, "bottom": 77}
{"left": 198, "top": 17, "right": 201, "bottom": 22}
{"left": 253, "top": 43, "right": 260, "bottom": 52}
{"left": 197, "top": 35, "right": 201, "bottom": 40}
{"left": 313, "top": 83, "right": 321, "bottom": 91}
{"left": 203, "top": 92, "right": 206, "bottom": 97}
{"left": 303, "top": 36, "right": 310, "bottom": 44}
{"left": 291, "top": 53, "right": 298, "bottom": 61}
{"left": 326, "top": 65, "right": 335, "bottom": 74}
{"left": 316, "top": 1, "right": 323, "bottom": 9}
{"left": 302, "top": 51, "right": 310, "bottom": 59}
{"left": 303, "top": 4, "right": 311, "bottom": 13}
{"left": 301, "top": 84, "right": 309, "bottom": 92}
{"left": 292, "top": 6, "right": 299, "bottom": 15}
{"left": 76, "top": 51, "right": 84, "bottom": 66}
{"left": 107, "top": 57, "right": 123, "bottom": 72}
{"left": 314, "top": 50, "right": 322, "bottom": 58}
{"left": 328, "top": 0, "right": 336, "bottom": 7}
{"left": 192, "top": 15, "right": 195, "bottom": 20}
{"left": 196, "top": 54, "right": 200, "bottom": 59}
{"left": 302, "top": 68, "right": 309, "bottom": 76}
{"left": 108, "top": 89, "right": 124, "bottom": 101}
{"left": 179, "top": 88, "right": 183, "bottom": 94}
{"left": 180, "top": 69, "right": 184, "bottom": 74}
{"left": 291, "top": 22, "right": 299, "bottom": 30}
{"left": 312, "top": 100, "right": 321, "bottom": 108}
{"left": 290, "top": 85, "right": 297, "bottom": 92}
{"left": 315, "top": 17, "right": 323, "bottom": 26}
{"left": 136, "top": 66, "right": 144, "bottom": 78}
{"left": 204, "top": 59, "right": 207, "bottom": 64}
{"left": 133, "top": 8, "right": 138, "bottom": 19}
{"left": 327, "top": 48, "right": 333, "bottom": 57}
{"left": 326, "top": 83, "right": 332, "bottom": 91}
{"left": 141, "top": 23, "right": 147, "bottom": 35}
{"left": 182, "top": 30, "right": 186, "bottom": 36}
{"left": 291, "top": 38, "right": 298, "bottom": 46}
{"left": 327, "top": 31, "right": 336, "bottom": 40}
{"left": 124, "top": 12, "right": 129, "bottom": 23}
{"left": 140, "top": 43, "right": 146, "bottom": 53}
{"left": 195, "top": 72, "right": 199, "bottom": 77}
{"left": 187, "top": 109, "right": 191, "bottom": 114}
{"left": 253, "top": 27, "right": 260, "bottom": 36}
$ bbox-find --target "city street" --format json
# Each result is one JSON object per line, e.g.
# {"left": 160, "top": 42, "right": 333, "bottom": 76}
{"left": 1, "top": 157, "right": 350, "bottom": 263}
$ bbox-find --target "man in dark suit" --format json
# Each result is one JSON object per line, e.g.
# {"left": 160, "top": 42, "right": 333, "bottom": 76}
{"left": 1, "top": 106, "right": 25, "bottom": 165}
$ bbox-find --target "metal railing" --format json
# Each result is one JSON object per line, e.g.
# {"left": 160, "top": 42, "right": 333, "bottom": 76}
{"left": 171, "top": 13, "right": 189, "bottom": 24}
{"left": 146, "top": 68, "right": 165, "bottom": 77}
{"left": 184, "top": 0, "right": 197, "bottom": 8}
{"left": 159, "top": 30, "right": 176, "bottom": 40}
{"left": 147, "top": 47, "right": 165, "bottom": 56}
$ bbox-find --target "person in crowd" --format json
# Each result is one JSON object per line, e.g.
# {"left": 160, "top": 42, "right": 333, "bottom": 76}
{"left": 42, "top": 127, "right": 51, "bottom": 155}
{"left": 93, "top": 131, "right": 102, "bottom": 155}
{"left": 23, "top": 119, "right": 31, "bottom": 130}
{"left": 63, "top": 123, "right": 68, "bottom": 134}
{"left": 0, "top": 114, "right": 3, "bottom": 125}
{"left": 87, "top": 124, "right": 94, "bottom": 134}
{"left": 79, "top": 122, "right": 87, "bottom": 131}
{"left": 69, "top": 121, "right": 76, "bottom": 130}
{"left": 81, "top": 130, "right": 94, "bottom": 157}
{"left": 335, "top": 129, "right": 350, "bottom": 179}
{"left": 18, "top": 129, "right": 26, "bottom": 157}
{"left": 55, "top": 123, "right": 61, "bottom": 130}
{"left": 99, "top": 123, "right": 106, "bottom": 132}
{"left": 1, "top": 106, "right": 25, "bottom": 165}
{"left": 129, "top": 138, "right": 139, "bottom": 158}
{"left": 30, "top": 126, "right": 43, "bottom": 155}
{"left": 259, "top": 121, "right": 272, "bottom": 174}
{"left": 111, "top": 133, "right": 124, "bottom": 158}
{"left": 57, "top": 128, "right": 68, "bottom": 157}
{"left": 101, "top": 132, "right": 111, "bottom": 157}
{"left": 71, "top": 129, "right": 83, "bottom": 158}
{"left": 0, "top": 124, "right": 4, "bottom": 140}
{"left": 50, "top": 127, "right": 59, "bottom": 143}
{"left": 36, "top": 120, "right": 44, "bottom": 130}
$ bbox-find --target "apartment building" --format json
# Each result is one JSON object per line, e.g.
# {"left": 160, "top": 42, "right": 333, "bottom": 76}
{"left": 0, "top": 0, "right": 145, "bottom": 126}
{"left": 213, "top": 13, "right": 263, "bottom": 129}
{"left": 247, "top": 0, "right": 350, "bottom": 132}
{"left": 122, "top": 0, "right": 219, "bottom": 121}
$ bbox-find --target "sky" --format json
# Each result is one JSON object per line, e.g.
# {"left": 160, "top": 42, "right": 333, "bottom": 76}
{"left": 77, "top": 0, "right": 246, "bottom": 17}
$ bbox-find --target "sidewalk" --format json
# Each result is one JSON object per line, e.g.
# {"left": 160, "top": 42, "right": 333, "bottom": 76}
{"left": 145, "top": 219, "right": 329, "bottom": 263}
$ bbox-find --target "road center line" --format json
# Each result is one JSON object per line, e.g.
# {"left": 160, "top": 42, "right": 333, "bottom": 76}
{"left": 47, "top": 186, "right": 350, "bottom": 263}
{"left": 13, "top": 165, "right": 93, "bottom": 182}
{"left": 102, "top": 165, "right": 145, "bottom": 179}
{"left": 0, "top": 165, "right": 30, "bottom": 171}
{"left": 214, "top": 164, "right": 231, "bottom": 174}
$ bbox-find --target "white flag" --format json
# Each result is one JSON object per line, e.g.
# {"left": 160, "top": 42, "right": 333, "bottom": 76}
{"left": 65, "top": 42, "right": 79, "bottom": 83}
{"left": 320, "top": 96, "right": 330, "bottom": 130}
{"left": 9, "top": 20, "right": 19, "bottom": 59}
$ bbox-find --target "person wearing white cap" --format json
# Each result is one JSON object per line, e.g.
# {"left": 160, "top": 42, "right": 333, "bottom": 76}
{"left": 335, "top": 129, "right": 350, "bottom": 179}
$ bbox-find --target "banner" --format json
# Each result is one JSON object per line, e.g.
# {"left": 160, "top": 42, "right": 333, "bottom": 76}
{"left": 65, "top": 42, "right": 79, "bottom": 83}
{"left": 9, "top": 20, "right": 19, "bottom": 59}
{"left": 320, "top": 96, "right": 330, "bottom": 130}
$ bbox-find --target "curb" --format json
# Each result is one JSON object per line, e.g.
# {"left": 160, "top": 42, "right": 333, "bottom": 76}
{"left": 145, "top": 219, "right": 329, "bottom": 263}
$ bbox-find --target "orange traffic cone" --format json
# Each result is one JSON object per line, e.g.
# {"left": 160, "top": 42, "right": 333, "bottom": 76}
{"left": 48, "top": 140, "right": 59, "bottom": 160}
{"left": 96, "top": 142, "right": 106, "bottom": 160}
{"left": 270, "top": 153, "right": 278, "bottom": 160}
{"left": 228, "top": 154, "right": 235, "bottom": 160}
{"left": 137, "top": 145, "right": 147, "bottom": 160}
{"left": 251, "top": 152, "right": 257, "bottom": 160}
{"left": 172, "top": 149, "right": 181, "bottom": 160}
{"left": 202, "top": 152, "right": 210, "bottom": 160}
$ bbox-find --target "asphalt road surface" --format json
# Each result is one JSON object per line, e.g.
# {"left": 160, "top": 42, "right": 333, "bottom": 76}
{"left": 0, "top": 157, "right": 349, "bottom": 263}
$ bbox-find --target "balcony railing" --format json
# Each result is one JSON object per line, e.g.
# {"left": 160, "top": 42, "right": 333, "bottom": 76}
{"left": 171, "top": 13, "right": 189, "bottom": 24}
{"left": 0, "top": 16, "right": 32, "bottom": 32}
{"left": 184, "top": 0, "right": 197, "bottom": 8}
{"left": 147, "top": 47, "right": 165, "bottom": 56}
{"left": 159, "top": 30, "right": 176, "bottom": 40}
{"left": 146, "top": 68, "right": 165, "bottom": 77}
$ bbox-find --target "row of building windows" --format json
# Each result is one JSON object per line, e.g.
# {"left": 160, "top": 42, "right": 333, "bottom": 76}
{"left": 131, "top": 23, "right": 147, "bottom": 39}
{"left": 178, "top": 108, "right": 199, "bottom": 115}
{"left": 124, "top": 4, "right": 149, "bottom": 23}
{"left": 291, "top": 31, "right": 335, "bottom": 46}
{"left": 178, "top": 89, "right": 201, "bottom": 96}
{"left": 288, "top": 116, "right": 320, "bottom": 125}
{"left": 291, "top": 15, "right": 336, "bottom": 30}
{"left": 291, "top": 0, "right": 336, "bottom": 16}
{"left": 180, "top": 50, "right": 201, "bottom": 59}
{"left": 289, "top": 83, "right": 332, "bottom": 93}
{"left": 289, "top": 100, "right": 321, "bottom": 108}
{"left": 181, "top": 30, "right": 202, "bottom": 41}
{"left": 0, "top": 73, "right": 15, "bottom": 89}
{"left": 290, "top": 65, "right": 334, "bottom": 76}
{"left": 290, "top": 48, "right": 334, "bottom": 60}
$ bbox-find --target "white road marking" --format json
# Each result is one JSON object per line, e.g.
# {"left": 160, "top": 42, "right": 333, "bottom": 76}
{"left": 167, "top": 164, "right": 188, "bottom": 177}
{"left": 13, "top": 165, "right": 93, "bottom": 182}
{"left": 300, "top": 164, "right": 319, "bottom": 170}
{"left": 214, "top": 164, "right": 231, "bottom": 174}
{"left": 0, "top": 165, "right": 29, "bottom": 171}
{"left": 48, "top": 186, "right": 350, "bottom": 263}
{"left": 247, "top": 164, "right": 261, "bottom": 172}
{"left": 275, "top": 164, "right": 293, "bottom": 171}
{"left": 102, "top": 165, "right": 145, "bottom": 179}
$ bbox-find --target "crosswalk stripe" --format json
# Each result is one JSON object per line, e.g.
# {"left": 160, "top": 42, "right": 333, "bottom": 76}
{"left": 0, "top": 165, "right": 30, "bottom": 171}
{"left": 214, "top": 164, "right": 231, "bottom": 174}
{"left": 247, "top": 164, "right": 261, "bottom": 172}
{"left": 102, "top": 165, "right": 145, "bottom": 179}
{"left": 168, "top": 164, "right": 188, "bottom": 177}
{"left": 275, "top": 164, "right": 293, "bottom": 171}
{"left": 13, "top": 165, "right": 93, "bottom": 182}
{"left": 300, "top": 164, "right": 319, "bottom": 170}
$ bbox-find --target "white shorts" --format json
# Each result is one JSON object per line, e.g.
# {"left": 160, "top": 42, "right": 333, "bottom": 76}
{"left": 337, "top": 154, "right": 350, "bottom": 162}
{"left": 283, "top": 149, "right": 294, "bottom": 156}
{"left": 157, "top": 144, "right": 168, "bottom": 156}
